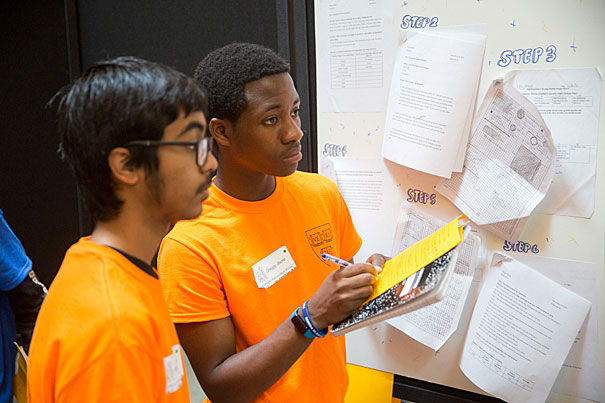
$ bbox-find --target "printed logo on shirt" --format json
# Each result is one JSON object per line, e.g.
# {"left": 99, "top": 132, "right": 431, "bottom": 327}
{"left": 164, "top": 344, "right": 185, "bottom": 394}
{"left": 305, "top": 223, "right": 334, "bottom": 265}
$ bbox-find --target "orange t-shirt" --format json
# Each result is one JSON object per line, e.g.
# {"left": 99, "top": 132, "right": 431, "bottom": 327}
{"left": 158, "top": 171, "right": 362, "bottom": 402}
{"left": 27, "top": 238, "right": 189, "bottom": 402}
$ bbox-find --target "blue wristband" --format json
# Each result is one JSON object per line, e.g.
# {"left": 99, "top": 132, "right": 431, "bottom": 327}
{"left": 302, "top": 301, "right": 328, "bottom": 338}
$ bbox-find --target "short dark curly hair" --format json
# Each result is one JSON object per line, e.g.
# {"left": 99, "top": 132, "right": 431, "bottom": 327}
{"left": 193, "top": 42, "right": 290, "bottom": 123}
{"left": 56, "top": 56, "right": 208, "bottom": 222}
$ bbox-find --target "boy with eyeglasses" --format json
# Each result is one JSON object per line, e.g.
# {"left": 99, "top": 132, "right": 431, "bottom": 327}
{"left": 158, "top": 43, "right": 388, "bottom": 402}
{"left": 27, "top": 56, "right": 217, "bottom": 402}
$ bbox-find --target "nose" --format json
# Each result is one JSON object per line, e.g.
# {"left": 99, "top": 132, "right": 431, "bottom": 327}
{"left": 282, "top": 116, "right": 304, "bottom": 144}
{"left": 201, "top": 150, "right": 218, "bottom": 173}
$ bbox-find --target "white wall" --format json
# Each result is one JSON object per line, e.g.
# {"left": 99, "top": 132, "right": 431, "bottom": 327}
{"left": 315, "top": 1, "right": 605, "bottom": 401}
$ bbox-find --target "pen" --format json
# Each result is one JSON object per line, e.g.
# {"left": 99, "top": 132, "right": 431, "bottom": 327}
{"left": 321, "top": 253, "right": 350, "bottom": 267}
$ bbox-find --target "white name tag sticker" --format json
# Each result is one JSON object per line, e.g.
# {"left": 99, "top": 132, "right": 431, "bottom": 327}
{"left": 252, "top": 246, "right": 296, "bottom": 289}
{"left": 164, "top": 344, "right": 185, "bottom": 394}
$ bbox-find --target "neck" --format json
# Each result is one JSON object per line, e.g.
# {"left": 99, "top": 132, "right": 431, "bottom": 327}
{"left": 213, "top": 165, "right": 277, "bottom": 201}
{"left": 89, "top": 204, "right": 171, "bottom": 265}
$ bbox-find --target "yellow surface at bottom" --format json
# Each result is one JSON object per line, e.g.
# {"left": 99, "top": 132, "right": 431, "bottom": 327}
{"left": 12, "top": 343, "right": 27, "bottom": 403}
{"left": 345, "top": 363, "right": 394, "bottom": 403}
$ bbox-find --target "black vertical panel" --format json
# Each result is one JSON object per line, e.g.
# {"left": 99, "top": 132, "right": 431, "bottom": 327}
{"left": 0, "top": 2, "right": 80, "bottom": 285}
{"left": 276, "top": 0, "right": 291, "bottom": 62}
{"left": 64, "top": 0, "right": 94, "bottom": 237}
{"left": 287, "top": 0, "right": 317, "bottom": 173}
{"left": 393, "top": 374, "right": 505, "bottom": 402}
{"left": 64, "top": 0, "right": 82, "bottom": 80}
{"left": 305, "top": 0, "right": 317, "bottom": 173}
{"left": 288, "top": 0, "right": 315, "bottom": 173}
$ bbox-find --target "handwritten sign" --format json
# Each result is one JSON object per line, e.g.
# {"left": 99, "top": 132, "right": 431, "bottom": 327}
{"left": 400, "top": 14, "right": 438, "bottom": 29}
{"left": 502, "top": 240, "right": 539, "bottom": 254}
{"left": 407, "top": 188, "right": 436, "bottom": 205}
{"left": 323, "top": 143, "right": 348, "bottom": 157}
{"left": 497, "top": 45, "right": 557, "bottom": 67}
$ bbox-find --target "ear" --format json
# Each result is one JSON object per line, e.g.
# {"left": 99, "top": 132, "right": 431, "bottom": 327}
{"left": 209, "top": 118, "right": 231, "bottom": 147}
{"left": 107, "top": 147, "right": 142, "bottom": 186}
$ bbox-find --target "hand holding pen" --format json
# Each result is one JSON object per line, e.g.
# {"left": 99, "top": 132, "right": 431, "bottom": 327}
{"left": 322, "top": 252, "right": 388, "bottom": 276}
{"left": 308, "top": 255, "right": 378, "bottom": 329}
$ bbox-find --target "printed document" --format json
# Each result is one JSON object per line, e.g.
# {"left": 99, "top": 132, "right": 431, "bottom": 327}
{"left": 512, "top": 254, "right": 599, "bottom": 402}
{"left": 317, "top": 0, "right": 394, "bottom": 112}
{"left": 387, "top": 203, "right": 480, "bottom": 351}
{"left": 505, "top": 68, "right": 602, "bottom": 218}
{"left": 382, "top": 26, "right": 486, "bottom": 178}
{"left": 436, "top": 80, "right": 556, "bottom": 242}
{"left": 460, "top": 254, "right": 591, "bottom": 403}
{"left": 328, "top": 157, "right": 400, "bottom": 261}
{"left": 418, "top": 24, "right": 488, "bottom": 172}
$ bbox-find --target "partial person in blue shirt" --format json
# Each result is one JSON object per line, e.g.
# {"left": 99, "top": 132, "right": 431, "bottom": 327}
{"left": 0, "top": 209, "right": 47, "bottom": 402}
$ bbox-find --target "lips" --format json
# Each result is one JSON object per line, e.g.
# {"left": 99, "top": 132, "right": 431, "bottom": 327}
{"left": 197, "top": 176, "right": 212, "bottom": 195}
{"left": 283, "top": 145, "right": 302, "bottom": 162}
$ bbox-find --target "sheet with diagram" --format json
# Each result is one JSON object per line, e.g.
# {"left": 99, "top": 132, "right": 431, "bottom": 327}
{"left": 505, "top": 68, "right": 602, "bottom": 218}
{"left": 381, "top": 25, "right": 487, "bottom": 178}
{"left": 317, "top": 0, "right": 395, "bottom": 112}
{"left": 386, "top": 203, "right": 480, "bottom": 351}
{"left": 510, "top": 254, "right": 599, "bottom": 402}
{"left": 459, "top": 254, "right": 591, "bottom": 403}
{"left": 436, "top": 79, "right": 556, "bottom": 242}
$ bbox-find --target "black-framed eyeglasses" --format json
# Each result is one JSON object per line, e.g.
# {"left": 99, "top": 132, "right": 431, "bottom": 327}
{"left": 123, "top": 137, "right": 213, "bottom": 167}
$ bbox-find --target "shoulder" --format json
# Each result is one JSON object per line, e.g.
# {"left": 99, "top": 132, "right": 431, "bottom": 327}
{"left": 36, "top": 275, "right": 165, "bottom": 356}
{"left": 284, "top": 171, "right": 340, "bottom": 195}
{"left": 0, "top": 212, "right": 32, "bottom": 289}
{"left": 163, "top": 213, "right": 210, "bottom": 250}
{"left": 47, "top": 243, "right": 163, "bottom": 337}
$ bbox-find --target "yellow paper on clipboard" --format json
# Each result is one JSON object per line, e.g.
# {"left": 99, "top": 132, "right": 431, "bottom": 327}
{"left": 367, "top": 215, "right": 466, "bottom": 302}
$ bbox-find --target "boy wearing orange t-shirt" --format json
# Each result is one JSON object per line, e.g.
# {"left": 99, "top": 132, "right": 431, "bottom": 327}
{"left": 158, "top": 43, "right": 388, "bottom": 402}
{"left": 27, "top": 57, "right": 217, "bottom": 402}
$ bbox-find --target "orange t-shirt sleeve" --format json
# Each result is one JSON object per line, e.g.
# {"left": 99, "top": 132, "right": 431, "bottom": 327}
{"left": 158, "top": 236, "right": 230, "bottom": 323}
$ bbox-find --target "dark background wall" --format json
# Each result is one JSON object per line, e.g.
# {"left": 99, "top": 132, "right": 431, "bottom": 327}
{"left": 78, "top": 1, "right": 283, "bottom": 75}
{"left": 1, "top": 2, "right": 80, "bottom": 286}
{"left": 1, "top": 0, "right": 316, "bottom": 286}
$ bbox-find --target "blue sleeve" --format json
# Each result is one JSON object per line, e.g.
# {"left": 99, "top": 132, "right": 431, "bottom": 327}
{"left": 0, "top": 210, "right": 32, "bottom": 291}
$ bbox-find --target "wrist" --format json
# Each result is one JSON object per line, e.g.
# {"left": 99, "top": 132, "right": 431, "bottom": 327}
{"left": 301, "top": 301, "right": 328, "bottom": 338}
{"left": 291, "top": 307, "right": 322, "bottom": 339}
{"left": 306, "top": 299, "right": 328, "bottom": 330}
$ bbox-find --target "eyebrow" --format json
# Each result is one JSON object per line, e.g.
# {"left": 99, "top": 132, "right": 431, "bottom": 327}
{"left": 261, "top": 97, "right": 301, "bottom": 114}
{"left": 178, "top": 122, "right": 206, "bottom": 138}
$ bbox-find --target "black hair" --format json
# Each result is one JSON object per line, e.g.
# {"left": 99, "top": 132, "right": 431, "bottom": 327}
{"left": 193, "top": 42, "right": 289, "bottom": 123}
{"left": 55, "top": 56, "right": 208, "bottom": 222}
